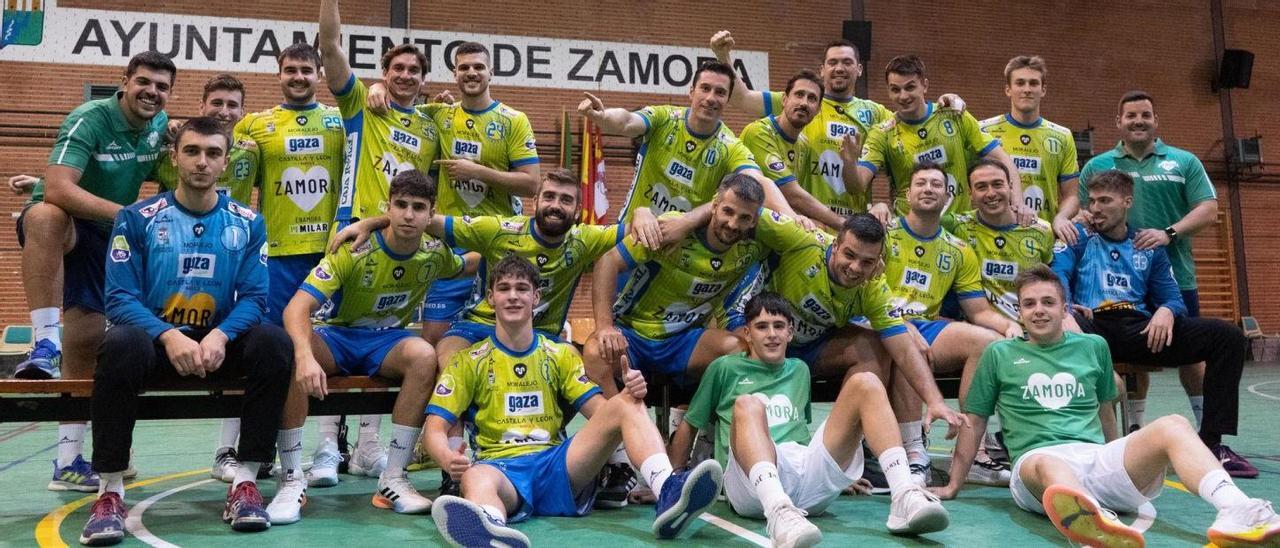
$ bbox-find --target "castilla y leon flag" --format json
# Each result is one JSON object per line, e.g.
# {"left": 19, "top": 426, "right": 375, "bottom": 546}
{"left": 579, "top": 117, "right": 608, "bottom": 224}
{"left": 1, "top": 0, "right": 44, "bottom": 49}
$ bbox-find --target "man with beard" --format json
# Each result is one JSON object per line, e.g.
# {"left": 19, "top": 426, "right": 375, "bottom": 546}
{"left": 368, "top": 41, "right": 541, "bottom": 345}
{"left": 1054, "top": 169, "right": 1256, "bottom": 478}
{"left": 319, "top": 0, "right": 438, "bottom": 224}
{"left": 710, "top": 32, "right": 965, "bottom": 219}
{"left": 14, "top": 51, "right": 175, "bottom": 493}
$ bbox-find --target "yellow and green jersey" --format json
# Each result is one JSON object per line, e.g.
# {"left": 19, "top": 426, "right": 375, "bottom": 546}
{"left": 154, "top": 142, "right": 258, "bottom": 205}
{"left": 427, "top": 335, "right": 601, "bottom": 461}
{"left": 883, "top": 216, "right": 984, "bottom": 320}
{"left": 614, "top": 209, "right": 810, "bottom": 339}
{"left": 333, "top": 75, "right": 439, "bottom": 222}
{"left": 739, "top": 116, "right": 799, "bottom": 188}
{"left": 235, "top": 103, "right": 346, "bottom": 256}
{"left": 979, "top": 114, "right": 1079, "bottom": 222}
{"left": 859, "top": 103, "right": 1000, "bottom": 216}
{"left": 757, "top": 229, "right": 906, "bottom": 345}
{"left": 299, "top": 230, "right": 464, "bottom": 329}
{"left": 948, "top": 211, "right": 1055, "bottom": 321}
{"left": 443, "top": 214, "right": 623, "bottom": 334}
{"left": 764, "top": 92, "right": 893, "bottom": 216}
{"left": 418, "top": 101, "right": 540, "bottom": 216}
{"left": 619, "top": 105, "right": 757, "bottom": 223}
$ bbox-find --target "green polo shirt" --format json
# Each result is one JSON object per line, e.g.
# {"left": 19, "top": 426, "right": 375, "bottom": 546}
{"left": 32, "top": 92, "right": 169, "bottom": 234}
{"left": 1078, "top": 139, "right": 1215, "bottom": 290}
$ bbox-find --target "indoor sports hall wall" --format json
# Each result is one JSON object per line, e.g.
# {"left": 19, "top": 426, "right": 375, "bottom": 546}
{"left": 2, "top": 0, "right": 1278, "bottom": 329}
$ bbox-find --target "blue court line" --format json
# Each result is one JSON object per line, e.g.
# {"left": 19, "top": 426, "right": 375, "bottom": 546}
{"left": 0, "top": 441, "right": 57, "bottom": 473}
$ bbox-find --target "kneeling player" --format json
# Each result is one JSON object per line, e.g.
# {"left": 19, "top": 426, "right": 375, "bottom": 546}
{"left": 267, "top": 170, "right": 476, "bottom": 523}
{"left": 933, "top": 266, "right": 1279, "bottom": 547}
{"left": 425, "top": 255, "right": 723, "bottom": 547}
{"left": 674, "top": 293, "right": 949, "bottom": 547}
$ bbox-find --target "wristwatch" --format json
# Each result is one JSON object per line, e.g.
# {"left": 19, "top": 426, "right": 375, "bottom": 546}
{"left": 1164, "top": 226, "right": 1178, "bottom": 241}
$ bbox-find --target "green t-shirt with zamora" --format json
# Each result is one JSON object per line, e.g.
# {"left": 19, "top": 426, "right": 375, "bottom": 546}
{"left": 963, "top": 332, "right": 1117, "bottom": 464}
{"left": 683, "top": 353, "right": 812, "bottom": 467}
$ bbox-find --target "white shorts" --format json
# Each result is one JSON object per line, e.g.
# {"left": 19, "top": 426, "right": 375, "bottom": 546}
{"left": 723, "top": 420, "right": 865, "bottom": 518}
{"left": 1010, "top": 437, "right": 1163, "bottom": 515}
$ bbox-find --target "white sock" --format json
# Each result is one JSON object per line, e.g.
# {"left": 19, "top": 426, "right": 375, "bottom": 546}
{"left": 384, "top": 424, "right": 420, "bottom": 477}
{"left": 879, "top": 447, "right": 912, "bottom": 497}
{"left": 317, "top": 416, "right": 340, "bottom": 445}
{"left": 57, "top": 423, "right": 86, "bottom": 467}
{"left": 31, "top": 307, "right": 61, "bottom": 350}
{"left": 1189, "top": 396, "right": 1204, "bottom": 429}
{"left": 1198, "top": 469, "right": 1250, "bottom": 510}
{"left": 233, "top": 462, "right": 262, "bottom": 487}
{"left": 277, "top": 428, "right": 304, "bottom": 476}
{"left": 987, "top": 414, "right": 1002, "bottom": 434}
{"left": 1126, "top": 399, "right": 1147, "bottom": 429}
{"left": 447, "top": 436, "right": 465, "bottom": 452}
{"left": 669, "top": 407, "right": 686, "bottom": 438}
{"left": 480, "top": 504, "right": 506, "bottom": 524}
{"left": 358, "top": 415, "right": 383, "bottom": 447}
{"left": 748, "top": 461, "right": 790, "bottom": 514}
{"left": 98, "top": 471, "right": 125, "bottom": 497}
{"left": 608, "top": 442, "right": 629, "bottom": 465}
{"left": 898, "top": 422, "right": 927, "bottom": 465}
{"left": 219, "top": 418, "right": 241, "bottom": 449}
{"left": 640, "top": 453, "right": 673, "bottom": 496}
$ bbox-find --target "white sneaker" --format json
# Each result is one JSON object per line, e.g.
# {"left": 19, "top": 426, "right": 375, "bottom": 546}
{"left": 886, "top": 485, "right": 949, "bottom": 535}
{"left": 373, "top": 473, "right": 432, "bottom": 514}
{"left": 211, "top": 447, "right": 238, "bottom": 483}
{"left": 1208, "top": 498, "right": 1280, "bottom": 547}
{"left": 306, "top": 440, "right": 340, "bottom": 487}
{"left": 965, "top": 448, "right": 1012, "bottom": 487}
{"left": 266, "top": 471, "right": 307, "bottom": 525}
{"left": 349, "top": 443, "right": 388, "bottom": 477}
{"left": 766, "top": 503, "right": 822, "bottom": 548}
{"left": 908, "top": 462, "right": 932, "bottom": 488}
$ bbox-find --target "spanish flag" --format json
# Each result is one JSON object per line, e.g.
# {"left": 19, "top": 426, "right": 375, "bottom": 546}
{"left": 579, "top": 117, "right": 607, "bottom": 224}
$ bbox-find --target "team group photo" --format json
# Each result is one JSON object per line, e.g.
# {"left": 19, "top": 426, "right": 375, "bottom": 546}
{"left": 0, "top": 0, "right": 1278, "bottom": 546}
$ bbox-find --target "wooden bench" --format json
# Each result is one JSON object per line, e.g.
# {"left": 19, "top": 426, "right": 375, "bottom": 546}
{"left": 0, "top": 376, "right": 399, "bottom": 423}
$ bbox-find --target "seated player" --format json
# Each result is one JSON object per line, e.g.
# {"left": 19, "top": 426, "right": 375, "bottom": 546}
{"left": 674, "top": 293, "right": 951, "bottom": 547}
{"left": 882, "top": 162, "right": 1023, "bottom": 484}
{"left": 1054, "top": 169, "right": 1255, "bottom": 478}
{"left": 425, "top": 255, "right": 724, "bottom": 547}
{"left": 80, "top": 118, "right": 291, "bottom": 545}
{"left": 266, "top": 170, "right": 476, "bottom": 524}
{"left": 933, "top": 265, "right": 1279, "bottom": 547}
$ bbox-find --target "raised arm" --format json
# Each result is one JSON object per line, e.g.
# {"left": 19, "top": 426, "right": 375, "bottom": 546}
{"left": 709, "top": 30, "right": 766, "bottom": 117}
{"left": 318, "top": 0, "right": 353, "bottom": 93}
{"left": 578, "top": 92, "right": 647, "bottom": 138}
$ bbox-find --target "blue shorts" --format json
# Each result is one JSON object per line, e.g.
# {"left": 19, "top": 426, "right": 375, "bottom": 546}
{"left": 444, "top": 320, "right": 560, "bottom": 345}
{"left": 620, "top": 325, "right": 704, "bottom": 387}
{"left": 421, "top": 276, "right": 476, "bottom": 322}
{"left": 18, "top": 209, "right": 110, "bottom": 314}
{"left": 267, "top": 253, "right": 323, "bottom": 326}
{"left": 478, "top": 437, "right": 595, "bottom": 523}
{"left": 908, "top": 318, "right": 952, "bottom": 346}
{"left": 786, "top": 338, "right": 828, "bottom": 365}
{"left": 314, "top": 326, "right": 417, "bottom": 376}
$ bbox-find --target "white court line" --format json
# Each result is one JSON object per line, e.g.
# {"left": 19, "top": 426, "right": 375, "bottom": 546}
{"left": 126, "top": 478, "right": 217, "bottom": 547}
{"left": 1130, "top": 501, "right": 1157, "bottom": 533}
{"left": 699, "top": 513, "right": 771, "bottom": 547}
{"left": 1248, "top": 380, "right": 1280, "bottom": 401}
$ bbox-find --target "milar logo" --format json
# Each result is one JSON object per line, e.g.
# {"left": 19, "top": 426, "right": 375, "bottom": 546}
{"left": 285, "top": 136, "right": 323, "bottom": 155}
{"left": 180, "top": 253, "right": 216, "bottom": 278}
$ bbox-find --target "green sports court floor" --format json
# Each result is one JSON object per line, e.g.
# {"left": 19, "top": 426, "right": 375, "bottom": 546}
{"left": 3, "top": 361, "right": 1278, "bottom": 547}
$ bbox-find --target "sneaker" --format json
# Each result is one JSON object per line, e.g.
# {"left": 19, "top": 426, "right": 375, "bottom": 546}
{"left": 652, "top": 460, "right": 724, "bottom": 539}
{"left": 1208, "top": 498, "right": 1280, "bottom": 547}
{"left": 50, "top": 455, "right": 99, "bottom": 492}
{"left": 407, "top": 439, "right": 438, "bottom": 472}
{"left": 266, "top": 471, "right": 307, "bottom": 525}
{"left": 1213, "top": 445, "right": 1261, "bottom": 479}
{"left": 984, "top": 431, "right": 1011, "bottom": 465}
{"left": 79, "top": 492, "right": 126, "bottom": 546}
{"left": 965, "top": 448, "right": 1012, "bottom": 487}
{"left": 886, "top": 485, "right": 950, "bottom": 535}
{"left": 765, "top": 503, "right": 822, "bottom": 548}
{"left": 14, "top": 339, "right": 61, "bottom": 379}
{"left": 211, "top": 447, "right": 239, "bottom": 483}
{"left": 432, "top": 495, "right": 529, "bottom": 548}
{"left": 908, "top": 462, "right": 932, "bottom": 488}
{"left": 596, "top": 462, "right": 638, "bottom": 509}
{"left": 349, "top": 443, "right": 388, "bottom": 477}
{"left": 439, "top": 469, "right": 461, "bottom": 497}
{"left": 257, "top": 462, "right": 274, "bottom": 480}
{"left": 372, "top": 473, "right": 432, "bottom": 514}
{"left": 306, "top": 440, "right": 341, "bottom": 487}
{"left": 1041, "top": 484, "right": 1144, "bottom": 548}
{"left": 222, "top": 481, "right": 270, "bottom": 532}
